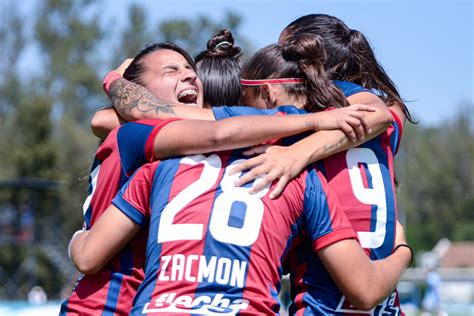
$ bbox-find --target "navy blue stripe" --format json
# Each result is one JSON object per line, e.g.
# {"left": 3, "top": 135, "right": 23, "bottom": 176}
{"left": 133, "top": 159, "right": 180, "bottom": 310}
{"left": 102, "top": 272, "right": 124, "bottom": 315}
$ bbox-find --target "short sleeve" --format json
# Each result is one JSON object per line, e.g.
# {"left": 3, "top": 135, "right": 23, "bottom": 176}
{"left": 112, "top": 162, "right": 159, "bottom": 226}
{"left": 117, "top": 118, "right": 181, "bottom": 176}
{"left": 303, "top": 168, "right": 357, "bottom": 252}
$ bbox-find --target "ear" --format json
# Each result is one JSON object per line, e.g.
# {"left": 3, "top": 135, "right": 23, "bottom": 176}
{"left": 260, "top": 83, "right": 278, "bottom": 109}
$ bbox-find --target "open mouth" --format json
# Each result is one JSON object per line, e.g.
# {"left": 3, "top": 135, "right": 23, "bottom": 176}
{"left": 177, "top": 89, "right": 198, "bottom": 105}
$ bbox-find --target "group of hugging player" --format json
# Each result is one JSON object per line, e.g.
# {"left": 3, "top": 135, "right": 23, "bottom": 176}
{"left": 60, "top": 13, "right": 414, "bottom": 316}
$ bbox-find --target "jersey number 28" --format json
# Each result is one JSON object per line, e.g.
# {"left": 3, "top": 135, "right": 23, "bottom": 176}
{"left": 158, "top": 154, "right": 269, "bottom": 247}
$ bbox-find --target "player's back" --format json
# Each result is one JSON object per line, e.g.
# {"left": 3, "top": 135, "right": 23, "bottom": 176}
{"left": 320, "top": 110, "right": 402, "bottom": 259}
{"left": 114, "top": 150, "right": 355, "bottom": 315}
{"left": 287, "top": 111, "right": 404, "bottom": 315}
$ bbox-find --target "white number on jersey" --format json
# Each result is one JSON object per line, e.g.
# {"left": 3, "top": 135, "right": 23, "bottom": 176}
{"left": 346, "top": 148, "right": 387, "bottom": 248}
{"left": 158, "top": 154, "right": 270, "bottom": 246}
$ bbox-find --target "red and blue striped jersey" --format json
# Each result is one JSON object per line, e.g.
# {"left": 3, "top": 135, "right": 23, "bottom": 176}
{"left": 284, "top": 109, "right": 404, "bottom": 316}
{"left": 211, "top": 81, "right": 405, "bottom": 315}
{"left": 60, "top": 118, "right": 179, "bottom": 316}
{"left": 112, "top": 150, "right": 356, "bottom": 315}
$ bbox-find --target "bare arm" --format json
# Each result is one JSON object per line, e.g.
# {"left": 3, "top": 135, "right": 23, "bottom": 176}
{"left": 69, "top": 205, "right": 140, "bottom": 275}
{"left": 90, "top": 78, "right": 216, "bottom": 137}
{"left": 283, "top": 92, "right": 393, "bottom": 165}
{"left": 232, "top": 94, "right": 394, "bottom": 197}
{"left": 152, "top": 105, "right": 376, "bottom": 159}
{"left": 108, "top": 78, "right": 215, "bottom": 121}
{"left": 319, "top": 238, "right": 411, "bottom": 310}
{"left": 90, "top": 107, "right": 126, "bottom": 139}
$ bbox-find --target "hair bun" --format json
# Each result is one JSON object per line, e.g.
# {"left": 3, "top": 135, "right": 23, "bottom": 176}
{"left": 206, "top": 29, "right": 241, "bottom": 57}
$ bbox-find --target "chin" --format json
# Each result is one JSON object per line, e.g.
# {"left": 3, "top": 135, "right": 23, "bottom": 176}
{"left": 178, "top": 102, "right": 198, "bottom": 108}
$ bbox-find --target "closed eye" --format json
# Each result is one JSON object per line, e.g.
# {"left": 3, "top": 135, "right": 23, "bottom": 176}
{"left": 163, "top": 65, "right": 179, "bottom": 73}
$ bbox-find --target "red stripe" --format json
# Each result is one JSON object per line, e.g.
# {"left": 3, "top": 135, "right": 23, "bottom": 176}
{"left": 143, "top": 118, "right": 182, "bottom": 162}
{"left": 389, "top": 109, "right": 403, "bottom": 154}
{"left": 240, "top": 78, "right": 304, "bottom": 86}
{"left": 313, "top": 228, "right": 358, "bottom": 252}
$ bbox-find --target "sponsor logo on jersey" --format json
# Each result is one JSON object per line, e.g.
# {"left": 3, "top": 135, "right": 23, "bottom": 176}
{"left": 335, "top": 291, "right": 401, "bottom": 315}
{"left": 158, "top": 254, "right": 248, "bottom": 288}
{"left": 142, "top": 292, "right": 249, "bottom": 315}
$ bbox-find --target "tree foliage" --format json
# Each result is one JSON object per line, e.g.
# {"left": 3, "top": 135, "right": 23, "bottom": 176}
{"left": 0, "top": 0, "right": 251, "bottom": 300}
{"left": 396, "top": 104, "right": 474, "bottom": 250}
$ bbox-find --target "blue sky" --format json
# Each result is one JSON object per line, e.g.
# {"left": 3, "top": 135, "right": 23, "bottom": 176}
{"left": 102, "top": 0, "right": 472, "bottom": 126}
{"left": 20, "top": 0, "right": 473, "bottom": 126}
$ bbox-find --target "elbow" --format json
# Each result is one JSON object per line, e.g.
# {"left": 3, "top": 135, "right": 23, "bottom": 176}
{"left": 90, "top": 107, "right": 125, "bottom": 139}
{"left": 72, "top": 256, "right": 102, "bottom": 275}
{"left": 346, "top": 286, "right": 385, "bottom": 311}
{"left": 90, "top": 115, "right": 107, "bottom": 139}
{"left": 349, "top": 297, "right": 380, "bottom": 311}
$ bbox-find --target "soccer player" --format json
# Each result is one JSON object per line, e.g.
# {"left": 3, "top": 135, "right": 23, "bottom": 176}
{"left": 60, "top": 42, "right": 374, "bottom": 315}
{"left": 72, "top": 34, "right": 412, "bottom": 312}
{"left": 223, "top": 19, "right": 412, "bottom": 314}
{"left": 88, "top": 29, "right": 412, "bottom": 314}
{"left": 69, "top": 149, "right": 411, "bottom": 315}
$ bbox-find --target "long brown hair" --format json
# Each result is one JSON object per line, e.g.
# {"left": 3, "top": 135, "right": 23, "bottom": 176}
{"left": 241, "top": 33, "right": 348, "bottom": 112}
{"left": 281, "top": 14, "right": 414, "bottom": 122}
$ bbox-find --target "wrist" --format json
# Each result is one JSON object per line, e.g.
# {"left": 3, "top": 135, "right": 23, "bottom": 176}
{"left": 102, "top": 71, "right": 122, "bottom": 94}
{"left": 393, "top": 243, "right": 413, "bottom": 268}
{"left": 309, "top": 114, "right": 321, "bottom": 131}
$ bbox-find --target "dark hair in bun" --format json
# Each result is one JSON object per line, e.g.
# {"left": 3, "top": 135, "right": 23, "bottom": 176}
{"left": 195, "top": 29, "right": 242, "bottom": 107}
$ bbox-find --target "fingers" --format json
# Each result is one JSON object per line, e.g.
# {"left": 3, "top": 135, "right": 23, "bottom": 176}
{"left": 340, "top": 122, "right": 358, "bottom": 142}
{"left": 229, "top": 156, "right": 264, "bottom": 176}
{"left": 341, "top": 111, "right": 373, "bottom": 141}
{"left": 348, "top": 110, "right": 372, "bottom": 134}
{"left": 355, "top": 112, "right": 372, "bottom": 134}
{"left": 348, "top": 117, "right": 365, "bottom": 140}
{"left": 269, "top": 175, "right": 290, "bottom": 200}
{"left": 249, "top": 172, "right": 277, "bottom": 195}
{"left": 348, "top": 104, "right": 376, "bottom": 112}
{"left": 115, "top": 58, "right": 133, "bottom": 76}
{"left": 234, "top": 166, "right": 266, "bottom": 187}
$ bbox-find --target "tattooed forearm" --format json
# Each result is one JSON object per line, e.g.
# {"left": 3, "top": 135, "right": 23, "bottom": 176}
{"left": 322, "top": 136, "right": 347, "bottom": 154}
{"left": 108, "top": 78, "right": 177, "bottom": 120}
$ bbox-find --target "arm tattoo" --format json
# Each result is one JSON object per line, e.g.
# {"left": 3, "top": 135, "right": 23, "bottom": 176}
{"left": 108, "top": 78, "right": 177, "bottom": 118}
{"left": 322, "top": 136, "right": 347, "bottom": 154}
{"left": 305, "top": 120, "right": 315, "bottom": 128}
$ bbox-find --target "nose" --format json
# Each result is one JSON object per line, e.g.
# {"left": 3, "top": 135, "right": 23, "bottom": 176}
{"left": 181, "top": 68, "right": 198, "bottom": 83}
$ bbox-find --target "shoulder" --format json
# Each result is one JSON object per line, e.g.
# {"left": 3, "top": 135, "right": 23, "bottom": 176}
{"left": 211, "top": 105, "right": 280, "bottom": 119}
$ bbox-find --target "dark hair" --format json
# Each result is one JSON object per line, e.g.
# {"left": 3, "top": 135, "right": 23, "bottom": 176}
{"left": 241, "top": 33, "right": 348, "bottom": 112}
{"left": 281, "top": 14, "right": 413, "bottom": 122}
{"left": 194, "top": 29, "right": 242, "bottom": 107}
{"left": 123, "top": 42, "right": 196, "bottom": 85}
